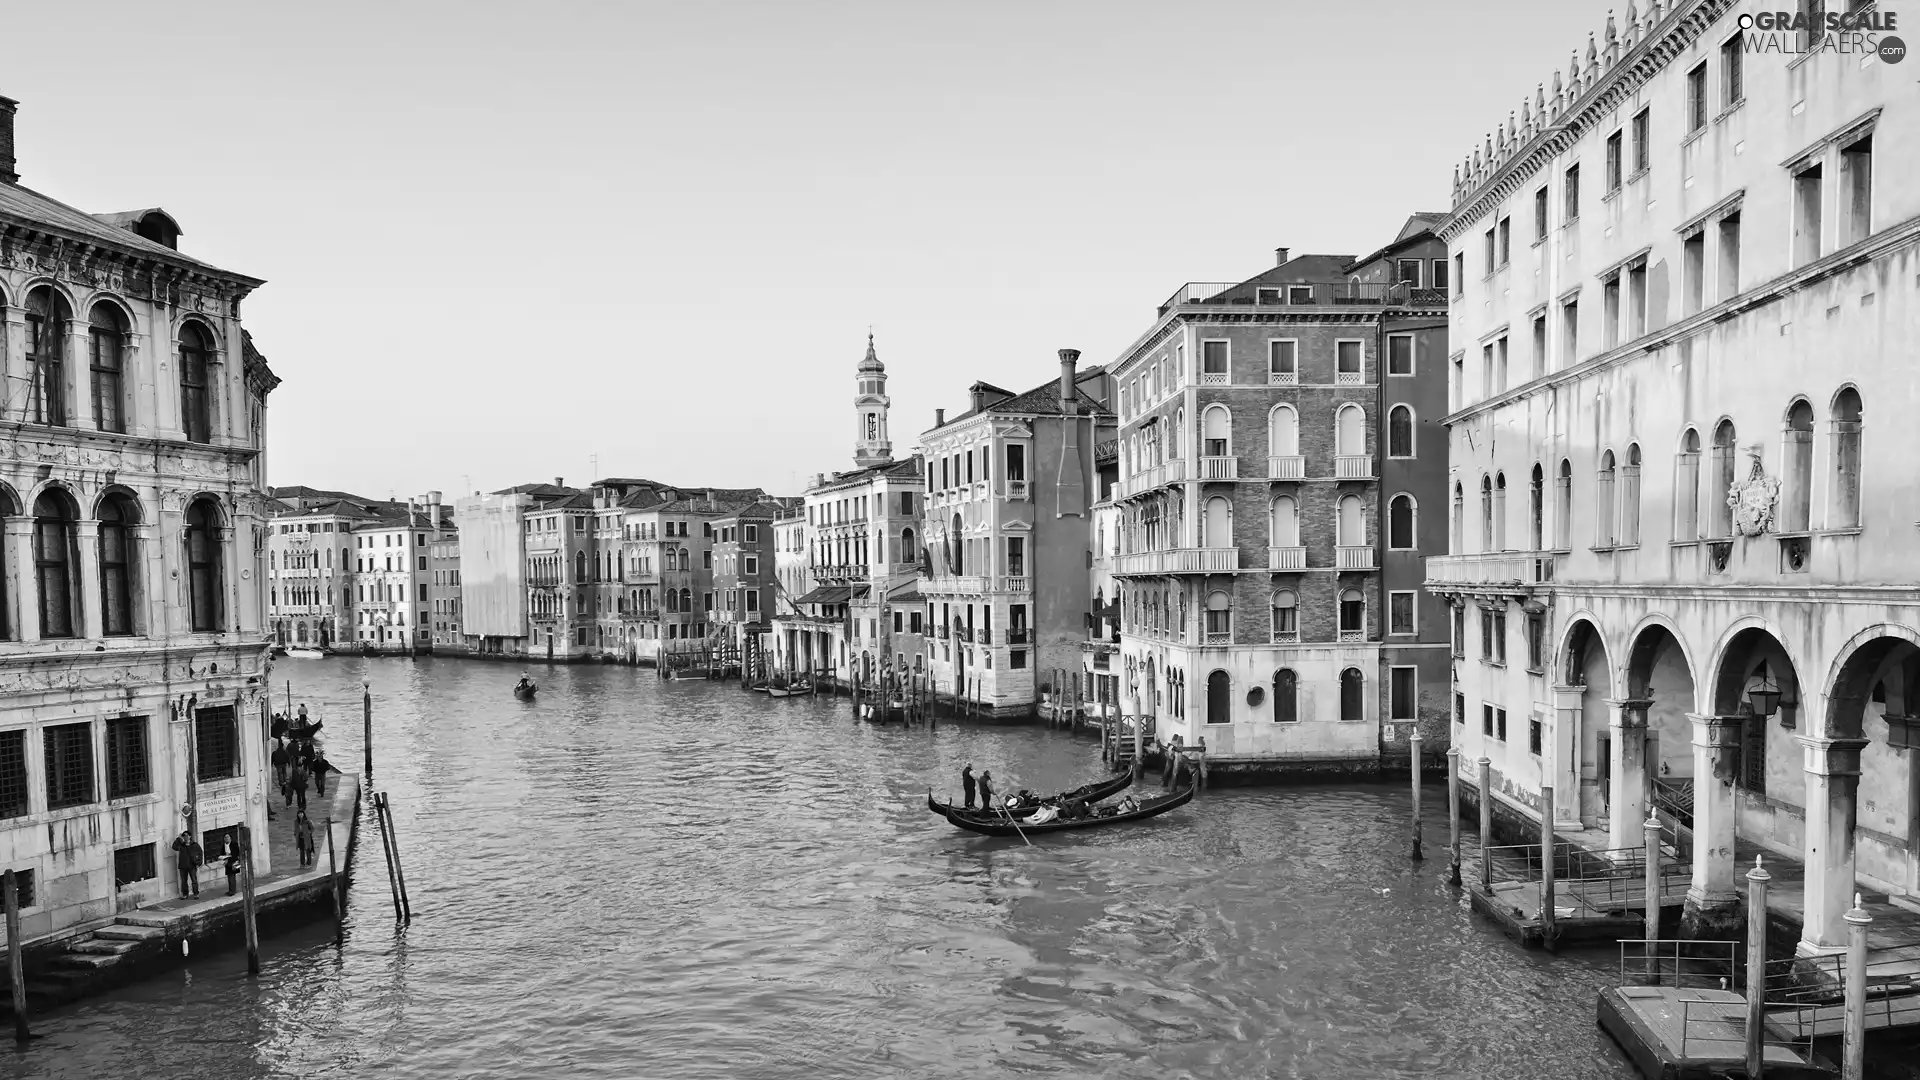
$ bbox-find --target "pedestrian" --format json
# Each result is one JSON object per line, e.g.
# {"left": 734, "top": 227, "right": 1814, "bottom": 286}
{"left": 289, "top": 759, "right": 310, "bottom": 811}
{"left": 961, "top": 764, "right": 976, "bottom": 809}
{"left": 294, "top": 811, "right": 315, "bottom": 868}
{"left": 223, "top": 842, "right": 242, "bottom": 897}
{"left": 978, "top": 769, "right": 994, "bottom": 809}
{"left": 271, "top": 738, "right": 289, "bottom": 788}
{"left": 310, "top": 747, "right": 334, "bottom": 798}
{"left": 170, "top": 830, "right": 203, "bottom": 897}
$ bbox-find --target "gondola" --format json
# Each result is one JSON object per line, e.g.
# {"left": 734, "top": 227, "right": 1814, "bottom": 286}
{"left": 925, "top": 771, "right": 1133, "bottom": 822}
{"left": 286, "top": 647, "right": 325, "bottom": 660}
{"left": 513, "top": 683, "right": 538, "bottom": 700}
{"left": 929, "top": 778, "right": 1194, "bottom": 837}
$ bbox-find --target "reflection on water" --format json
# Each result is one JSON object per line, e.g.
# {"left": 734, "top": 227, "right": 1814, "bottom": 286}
{"left": 4, "top": 659, "right": 1639, "bottom": 1080}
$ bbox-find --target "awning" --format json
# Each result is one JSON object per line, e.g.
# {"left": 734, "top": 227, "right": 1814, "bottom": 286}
{"left": 794, "top": 586, "right": 853, "bottom": 605}
{"left": 885, "top": 579, "right": 922, "bottom": 603}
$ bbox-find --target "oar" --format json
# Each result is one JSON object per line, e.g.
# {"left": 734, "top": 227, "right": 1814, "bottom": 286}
{"left": 997, "top": 799, "right": 1033, "bottom": 847}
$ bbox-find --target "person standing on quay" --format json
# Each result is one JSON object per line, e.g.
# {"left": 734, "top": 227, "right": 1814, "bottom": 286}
{"left": 978, "top": 769, "right": 993, "bottom": 810}
{"left": 223, "top": 841, "right": 242, "bottom": 897}
{"left": 271, "top": 738, "right": 290, "bottom": 789}
{"left": 294, "top": 811, "right": 315, "bottom": 868}
{"left": 171, "top": 830, "right": 203, "bottom": 898}
{"left": 288, "top": 759, "right": 310, "bottom": 811}
{"left": 962, "top": 765, "right": 976, "bottom": 809}
{"left": 309, "top": 745, "right": 337, "bottom": 799}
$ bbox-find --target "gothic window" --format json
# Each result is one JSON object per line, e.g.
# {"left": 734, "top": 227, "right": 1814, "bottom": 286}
{"left": 1621, "top": 443, "right": 1642, "bottom": 546}
{"left": 1272, "top": 669, "right": 1298, "bottom": 722}
{"left": 89, "top": 304, "right": 127, "bottom": 434}
{"left": 1555, "top": 458, "right": 1574, "bottom": 548}
{"left": 1783, "top": 399, "right": 1815, "bottom": 532}
{"left": 1493, "top": 472, "right": 1508, "bottom": 550}
{"left": 180, "top": 322, "right": 215, "bottom": 444}
{"left": 1387, "top": 405, "right": 1414, "bottom": 457}
{"left": 1206, "top": 669, "right": 1231, "bottom": 724}
{"left": 99, "top": 493, "right": 138, "bottom": 636}
{"left": 1340, "top": 667, "right": 1364, "bottom": 722}
{"left": 1480, "top": 475, "right": 1494, "bottom": 551}
{"left": 1674, "top": 429, "right": 1701, "bottom": 540}
{"left": 25, "top": 287, "right": 69, "bottom": 426}
{"left": 1529, "top": 463, "right": 1545, "bottom": 550}
{"left": 1830, "top": 387, "right": 1862, "bottom": 528}
{"left": 1451, "top": 482, "right": 1464, "bottom": 554}
{"left": 33, "top": 491, "right": 79, "bottom": 638}
{"left": 1388, "top": 494, "right": 1416, "bottom": 550}
{"left": 185, "top": 498, "right": 224, "bottom": 632}
{"left": 1596, "top": 450, "right": 1617, "bottom": 547}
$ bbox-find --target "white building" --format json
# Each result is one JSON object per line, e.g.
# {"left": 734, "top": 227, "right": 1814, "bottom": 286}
{"left": 1428, "top": 0, "right": 1919, "bottom": 948}
{"left": 0, "top": 94, "right": 279, "bottom": 935}
{"left": 352, "top": 494, "right": 452, "bottom": 654}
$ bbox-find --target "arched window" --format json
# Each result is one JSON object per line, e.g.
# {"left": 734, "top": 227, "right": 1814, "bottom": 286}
{"left": 666, "top": 589, "right": 679, "bottom": 613}
{"left": 1621, "top": 443, "right": 1642, "bottom": 545}
{"left": 1204, "top": 496, "right": 1232, "bottom": 548}
{"left": 678, "top": 547, "right": 690, "bottom": 571}
{"left": 34, "top": 491, "right": 79, "bottom": 638}
{"left": 575, "top": 550, "right": 587, "bottom": 583}
{"left": 1205, "top": 589, "right": 1232, "bottom": 638}
{"left": 1337, "top": 495, "right": 1364, "bottom": 548}
{"left": 25, "top": 287, "right": 71, "bottom": 427}
{"left": 1335, "top": 404, "right": 1365, "bottom": 457}
{"left": 89, "top": 304, "right": 127, "bottom": 434}
{"left": 1830, "top": 387, "right": 1863, "bottom": 528}
{"left": 1338, "top": 588, "right": 1365, "bottom": 637}
{"left": 1387, "top": 405, "right": 1414, "bottom": 457}
{"left": 679, "top": 587, "right": 692, "bottom": 612}
{"left": 99, "top": 494, "right": 138, "bottom": 636}
{"left": 1479, "top": 474, "right": 1494, "bottom": 550}
{"left": 900, "top": 527, "right": 916, "bottom": 564}
{"left": 1271, "top": 589, "right": 1298, "bottom": 641}
{"left": 1528, "top": 463, "right": 1545, "bottom": 550}
{"left": 1206, "top": 669, "right": 1232, "bottom": 725}
{"left": 1555, "top": 459, "right": 1573, "bottom": 549}
{"left": 1674, "top": 430, "right": 1701, "bottom": 541}
{"left": 1783, "top": 399, "right": 1815, "bottom": 532}
{"left": 1493, "top": 472, "right": 1508, "bottom": 550}
{"left": 1388, "top": 494, "right": 1416, "bottom": 550}
{"left": 1596, "top": 450, "right": 1617, "bottom": 546}
{"left": 1268, "top": 404, "right": 1299, "bottom": 457}
{"left": 1709, "top": 420, "right": 1737, "bottom": 538}
{"left": 1270, "top": 495, "right": 1299, "bottom": 547}
{"left": 184, "top": 498, "right": 224, "bottom": 633}
{"left": 948, "top": 514, "right": 963, "bottom": 574}
{"left": 1272, "top": 669, "right": 1298, "bottom": 723}
{"left": 180, "top": 322, "right": 215, "bottom": 444}
{"left": 1340, "top": 667, "right": 1364, "bottom": 722}
{"left": 1451, "top": 482, "right": 1464, "bottom": 554}
{"left": 1202, "top": 405, "right": 1231, "bottom": 457}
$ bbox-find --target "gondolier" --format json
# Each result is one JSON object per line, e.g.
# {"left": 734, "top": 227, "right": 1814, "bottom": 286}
{"left": 961, "top": 765, "right": 976, "bottom": 809}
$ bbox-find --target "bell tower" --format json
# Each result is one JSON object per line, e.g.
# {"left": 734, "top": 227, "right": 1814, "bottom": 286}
{"left": 853, "top": 332, "right": 892, "bottom": 467}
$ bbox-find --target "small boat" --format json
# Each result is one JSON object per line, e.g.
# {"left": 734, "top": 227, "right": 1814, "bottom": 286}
{"left": 930, "top": 778, "right": 1194, "bottom": 837}
{"left": 286, "top": 647, "right": 325, "bottom": 660}
{"left": 926, "top": 771, "right": 1133, "bottom": 822}
{"left": 767, "top": 684, "right": 792, "bottom": 698}
{"left": 513, "top": 683, "right": 538, "bottom": 700}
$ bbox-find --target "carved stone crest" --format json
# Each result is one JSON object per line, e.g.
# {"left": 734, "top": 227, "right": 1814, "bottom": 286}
{"left": 1727, "top": 445, "right": 1779, "bottom": 538}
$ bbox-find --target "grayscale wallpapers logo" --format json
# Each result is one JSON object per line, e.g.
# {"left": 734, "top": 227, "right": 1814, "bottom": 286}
{"left": 1735, "top": 8, "right": 1905, "bottom": 61}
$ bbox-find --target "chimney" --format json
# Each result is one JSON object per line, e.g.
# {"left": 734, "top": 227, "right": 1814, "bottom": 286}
{"left": 970, "top": 386, "right": 986, "bottom": 413}
{"left": 934, "top": 408, "right": 945, "bottom": 427}
{"left": 1058, "top": 349, "right": 1080, "bottom": 414}
{"left": 0, "top": 96, "right": 17, "bottom": 185}
{"left": 554, "top": 477, "right": 564, "bottom": 488}
{"left": 1274, "top": 247, "right": 1290, "bottom": 265}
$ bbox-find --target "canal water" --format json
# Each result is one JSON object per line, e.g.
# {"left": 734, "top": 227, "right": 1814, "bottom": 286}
{"left": 6, "top": 659, "right": 1643, "bottom": 1080}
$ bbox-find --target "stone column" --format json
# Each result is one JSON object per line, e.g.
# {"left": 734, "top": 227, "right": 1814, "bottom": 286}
{"left": 1, "top": 311, "right": 27, "bottom": 423}
{"left": 1608, "top": 698, "right": 1651, "bottom": 850}
{"left": 74, "top": 520, "right": 102, "bottom": 640}
{"left": 5, "top": 519, "right": 39, "bottom": 643}
{"left": 1551, "top": 684, "right": 1586, "bottom": 830}
{"left": 63, "top": 318, "right": 93, "bottom": 430}
{"left": 1799, "top": 734, "right": 1870, "bottom": 954}
{"left": 1682, "top": 713, "right": 1744, "bottom": 937}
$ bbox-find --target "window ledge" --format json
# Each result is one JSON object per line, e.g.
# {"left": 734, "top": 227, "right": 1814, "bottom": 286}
{"left": 1531, "top": 236, "right": 1547, "bottom": 249}
{"left": 1817, "top": 526, "right": 1864, "bottom": 538}
{"left": 1682, "top": 126, "right": 1707, "bottom": 148}
{"left": 1562, "top": 217, "right": 1581, "bottom": 229}
{"left": 1526, "top": 666, "right": 1547, "bottom": 677}
{"left": 1670, "top": 539, "right": 1700, "bottom": 548}
{"left": 1603, "top": 188, "right": 1622, "bottom": 204}
{"left": 1715, "top": 98, "right": 1747, "bottom": 124}
{"left": 1481, "top": 659, "right": 1507, "bottom": 669}
{"left": 1628, "top": 168, "right": 1650, "bottom": 186}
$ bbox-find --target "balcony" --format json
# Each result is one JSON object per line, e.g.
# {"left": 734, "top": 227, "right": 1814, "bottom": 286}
{"left": 1334, "top": 455, "right": 1372, "bottom": 480}
{"left": 1119, "top": 457, "right": 1186, "bottom": 499}
{"left": 925, "top": 574, "right": 987, "bottom": 595}
{"left": 1195, "top": 456, "right": 1238, "bottom": 480}
{"left": 1200, "top": 370, "right": 1229, "bottom": 386}
{"left": 1266, "top": 455, "right": 1304, "bottom": 480}
{"left": 1006, "top": 479, "right": 1029, "bottom": 500}
{"left": 1204, "top": 632, "right": 1231, "bottom": 646}
{"left": 1006, "top": 628, "right": 1032, "bottom": 645}
{"left": 1336, "top": 546, "right": 1375, "bottom": 570}
{"left": 1424, "top": 551, "right": 1559, "bottom": 594}
{"left": 1336, "top": 369, "right": 1363, "bottom": 385}
{"left": 1115, "top": 547, "right": 1241, "bottom": 575}
{"left": 999, "top": 575, "right": 1031, "bottom": 593}
{"left": 1268, "top": 546, "right": 1306, "bottom": 570}
{"left": 1157, "top": 280, "right": 1448, "bottom": 317}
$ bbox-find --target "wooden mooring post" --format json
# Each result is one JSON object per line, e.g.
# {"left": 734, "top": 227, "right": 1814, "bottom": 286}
{"left": 239, "top": 824, "right": 261, "bottom": 974}
{"left": 5, "top": 868, "right": 27, "bottom": 1041}
{"left": 1744, "top": 855, "right": 1770, "bottom": 1078}
{"left": 326, "top": 816, "right": 343, "bottom": 941}
{"left": 363, "top": 681, "right": 374, "bottom": 781}
{"left": 1642, "top": 813, "right": 1661, "bottom": 942}
{"left": 1843, "top": 894, "right": 1871, "bottom": 1080}
{"left": 1445, "top": 746, "right": 1462, "bottom": 886}
{"left": 1408, "top": 727, "right": 1424, "bottom": 862}
{"left": 1539, "top": 784, "right": 1556, "bottom": 947}
{"left": 1477, "top": 756, "right": 1493, "bottom": 893}
{"left": 375, "top": 792, "right": 404, "bottom": 921}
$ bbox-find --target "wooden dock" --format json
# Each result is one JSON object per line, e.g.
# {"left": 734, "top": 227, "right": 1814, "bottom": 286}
{"left": 1597, "top": 986, "right": 1835, "bottom": 1079}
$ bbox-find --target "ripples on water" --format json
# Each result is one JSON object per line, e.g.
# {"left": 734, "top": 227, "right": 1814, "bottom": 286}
{"left": 5, "top": 660, "right": 1640, "bottom": 1080}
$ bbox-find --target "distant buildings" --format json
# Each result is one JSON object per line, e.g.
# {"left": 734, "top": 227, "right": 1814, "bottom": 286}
{"left": 428, "top": 534, "right": 462, "bottom": 649}
{"left": 1429, "top": 1, "right": 1920, "bottom": 947}
{"left": 920, "top": 350, "right": 1116, "bottom": 717}
{"left": 354, "top": 494, "right": 453, "bottom": 654}
{"left": 1108, "top": 223, "right": 1452, "bottom": 775}
{"left": 0, "top": 93, "right": 279, "bottom": 932}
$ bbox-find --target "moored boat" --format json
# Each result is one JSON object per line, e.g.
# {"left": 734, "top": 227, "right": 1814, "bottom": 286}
{"left": 286, "top": 647, "right": 325, "bottom": 660}
{"left": 929, "top": 778, "right": 1193, "bottom": 837}
{"left": 926, "top": 771, "right": 1132, "bottom": 822}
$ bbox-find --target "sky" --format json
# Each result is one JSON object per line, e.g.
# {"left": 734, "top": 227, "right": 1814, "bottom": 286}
{"left": 6, "top": 0, "right": 1607, "bottom": 501}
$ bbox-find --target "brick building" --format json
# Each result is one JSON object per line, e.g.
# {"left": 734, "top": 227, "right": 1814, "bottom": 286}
{"left": 1109, "top": 223, "right": 1452, "bottom": 776}
{"left": 711, "top": 502, "right": 783, "bottom": 663}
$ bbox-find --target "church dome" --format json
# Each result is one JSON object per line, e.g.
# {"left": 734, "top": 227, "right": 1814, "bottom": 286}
{"left": 858, "top": 332, "right": 885, "bottom": 374}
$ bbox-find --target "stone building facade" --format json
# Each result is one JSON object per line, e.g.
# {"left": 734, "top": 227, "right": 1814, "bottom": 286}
{"left": 1427, "top": 0, "right": 1920, "bottom": 947}
{"left": 920, "top": 351, "right": 1114, "bottom": 717}
{"left": 1110, "top": 229, "right": 1452, "bottom": 776}
{"left": 353, "top": 494, "right": 451, "bottom": 655}
{"left": 0, "top": 94, "right": 279, "bottom": 937}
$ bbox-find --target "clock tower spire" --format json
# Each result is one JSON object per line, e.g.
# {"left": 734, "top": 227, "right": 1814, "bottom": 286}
{"left": 853, "top": 331, "right": 892, "bottom": 467}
